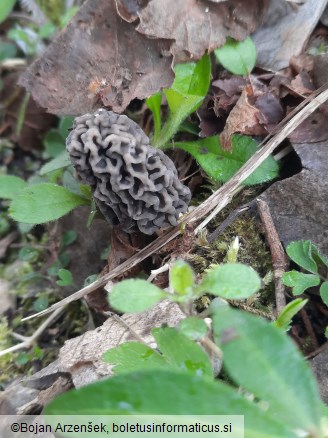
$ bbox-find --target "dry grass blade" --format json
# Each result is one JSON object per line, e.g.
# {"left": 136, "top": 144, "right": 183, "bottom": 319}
{"left": 22, "top": 82, "right": 328, "bottom": 321}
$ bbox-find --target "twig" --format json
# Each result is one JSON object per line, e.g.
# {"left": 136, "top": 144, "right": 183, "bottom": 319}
{"left": 256, "top": 198, "right": 287, "bottom": 315}
{"left": 22, "top": 83, "right": 328, "bottom": 321}
{"left": 147, "top": 263, "right": 170, "bottom": 283}
{"left": 102, "top": 311, "right": 149, "bottom": 346}
{"left": 207, "top": 200, "right": 256, "bottom": 243}
{"left": 306, "top": 341, "right": 328, "bottom": 360}
{"left": 0, "top": 307, "right": 64, "bottom": 357}
{"left": 300, "top": 308, "right": 320, "bottom": 351}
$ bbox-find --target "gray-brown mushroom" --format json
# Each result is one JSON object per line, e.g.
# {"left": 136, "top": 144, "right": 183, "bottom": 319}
{"left": 66, "top": 109, "right": 191, "bottom": 235}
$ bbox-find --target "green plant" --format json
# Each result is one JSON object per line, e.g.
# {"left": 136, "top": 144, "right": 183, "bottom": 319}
{"left": 214, "top": 36, "right": 257, "bottom": 75}
{"left": 282, "top": 240, "right": 328, "bottom": 299}
{"left": 282, "top": 240, "right": 328, "bottom": 336}
{"left": 44, "top": 260, "right": 327, "bottom": 437}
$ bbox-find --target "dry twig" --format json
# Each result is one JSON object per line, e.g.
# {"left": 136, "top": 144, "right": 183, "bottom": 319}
{"left": 257, "top": 198, "right": 287, "bottom": 315}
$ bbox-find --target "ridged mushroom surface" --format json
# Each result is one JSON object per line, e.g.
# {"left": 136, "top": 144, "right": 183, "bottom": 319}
{"left": 66, "top": 109, "right": 191, "bottom": 235}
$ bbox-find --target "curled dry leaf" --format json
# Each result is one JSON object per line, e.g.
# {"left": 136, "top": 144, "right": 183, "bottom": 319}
{"left": 19, "top": 0, "right": 173, "bottom": 115}
{"left": 58, "top": 300, "right": 185, "bottom": 388}
{"left": 116, "top": 0, "right": 269, "bottom": 62}
{"left": 220, "top": 85, "right": 267, "bottom": 151}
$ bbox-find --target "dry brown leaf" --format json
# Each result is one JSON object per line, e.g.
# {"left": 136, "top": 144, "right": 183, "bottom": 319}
{"left": 58, "top": 300, "right": 185, "bottom": 388}
{"left": 19, "top": 0, "right": 173, "bottom": 115}
{"left": 117, "top": 0, "right": 269, "bottom": 62}
{"left": 220, "top": 85, "right": 267, "bottom": 150}
{"left": 289, "top": 107, "right": 328, "bottom": 143}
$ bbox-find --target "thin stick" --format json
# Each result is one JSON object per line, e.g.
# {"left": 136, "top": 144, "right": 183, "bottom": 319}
{"left": 207, "top": 200, "right": 255, "bottom": 243}
{"left": 0, "top": 307, "right": 64, "bottom": 357}
{"left": 22, "top": 83, "right": 328, "bottom": 321}
{"left": 300, "top": 308, "right": 320, "bottom": 351}
{"left": 257, "top": 198, "right": 287, "bottom": 315}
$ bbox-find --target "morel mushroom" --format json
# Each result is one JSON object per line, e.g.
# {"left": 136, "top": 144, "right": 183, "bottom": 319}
{"left": 66, "top": 109, "right": 191, "bottom": 235}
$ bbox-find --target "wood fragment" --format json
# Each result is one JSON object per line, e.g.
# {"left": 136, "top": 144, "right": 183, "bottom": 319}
{"left": 257, "top": 198, "right": 287, "bottom": 315}
{"left": 22, "top": 83, "right": 328, "bottom": 321}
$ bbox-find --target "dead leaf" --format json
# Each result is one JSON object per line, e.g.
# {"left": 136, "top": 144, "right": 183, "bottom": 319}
{"left": 58, "top": 300, "right": 185, "bottom": 387}
{"left": 0, "top": 232, "right": 18, "bottom": 260}
{"left": 220, "top": 85, "right": 267, "bottom": 150}
{"left": 253, "top": 0, "right": 328, "bottom": 71}
{"left": 254, "top": 93, "right": 284, "bottom": 126}
{"left": 119, "top": 0, "right": 269, "bottom": 62}
{"left": 288, "top": 107, "right": 328, "bottom": 143}
{"left": 290, "top": 71, "right": 315, "bottom": 96}
{"left": 19, "top": 0, "right": 173, "bottom": 115}
{"left": 313, "top": 53, "right": 328, "bottom": 88}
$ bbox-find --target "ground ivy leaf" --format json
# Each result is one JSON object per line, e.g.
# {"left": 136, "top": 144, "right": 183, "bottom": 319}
{"left": 0, "top": 0, "right": 16, "bottom": 24}
{"left": 0, "top": 175, "right": 27, "bottom": 199}
{"left": 56, "top": 268, "right": 73, "bottom": 286}
{"left": 286, "top": 240, "right": 318, "bottom": 273}
{"left": 177, "top": 317, "right": 208, "bottom": 340}
{"left": 9, "top": 183, "right": 88, "bottom": 224}
{"left": 282, "top": 271, "right": 320, "bottom": 295}
{"left": 170, "top": 260, "right": 194, "bottom": 295}
{"left": 45, "top": 369, "right": 295, "bottom": 437}
{"left": 108, "top": 279, "right": 166, "bottom": 313}
{"left": 320, "top": 282, "right": 328, "bottom": 307}
{"left": 212, "top": 306, "right": 322, "bottom": 432}
{"left": 40, "top": 151, "right": 71, "bottom": 175}
{"left": 175, "top": 134, "right": 278, "bottom": 185}
{"left": 215, "top": 36, "right": 257, "bottom": 75}
{"left": 103, "top": 342, "right": 167, "bottom": 374}
{"left": 153, "top": 327, "right": 213, "bottom": 378}
{"left": 200, "top": 263, "right": 261, "bottom": 299}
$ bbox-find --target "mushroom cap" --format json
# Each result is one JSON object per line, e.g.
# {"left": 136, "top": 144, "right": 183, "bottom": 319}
{"left": 66, "top": 109, "right": 191, "bottom": 235}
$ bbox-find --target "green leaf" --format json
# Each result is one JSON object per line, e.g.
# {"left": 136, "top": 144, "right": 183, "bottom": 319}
{"left": 286, "top": 240, "right": 318, "bottom": 274}
{"left": 103, "top": 342, "right": 167, "bottom": 374}
{"left": 311, "top": 244, "right": 328, "bottom": 269}
{"left": 18, "top": 246, "right": 39, "bottom": 262}
{"left": 273, "top": 298, "right": 308, "bottom": 331}
{"left": 33, "top": 294, "right": 49, "bottom": 312}
{"left": 56, "top": 268, "right": 73, "bottom": 286}
{"left": 146, "top": 92, "right": 162, "bottom": 141}
{"left": 212, "top": 306, "right": 322, "bottom": 432}
{"left": 153, "top": 327, "right": 213, "bottom": 378}
{"left": 40, "top": 151, "right": 71, "bottom": 175}
{"left": 108, "top": 279, "right": 166, "bottom": 313}
{"left": 155, "top": 54, "right": 211, "bottom": 148}
{"left": 175, "top": 135, "right": 279, "bottom": 185}
{"left": 200, "top": 263, "right": 261, "bottom": 299}
{"left": 282, "top": 271, "right": 320, "bottom": 295}
{"left": 0, "top": 41, "right": 17, "bottom": 60}
{"left": 9, "top": 183, "right": 88, "bottom": 224}
{"left": 177, "top": 317, "right": 208, "bottom": 340}
{"left": 58, "top": 116, "right": 74, "bottom": 138}
{"left": 0, "top": 175, "right": 27, "bottom": 199}
{"left": 62, "top": 230, "right": 77, "bottom": 246}
{"left": 0, "top": 0, "right": 16, "bottom": 24}
{"left": 320, "top": 282, "right": 328, "bottom": 307}
{"left": 45, "top": 369, "right": 295, "bottom": 437}
{"left": 170, "top": 260, "right": 194, "bottom": 296}
{"left": 215, "top": 37, "right": 256, "bottom": 75}
{"left": 43, "top": 130, "right": 65, "bottom": 158}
